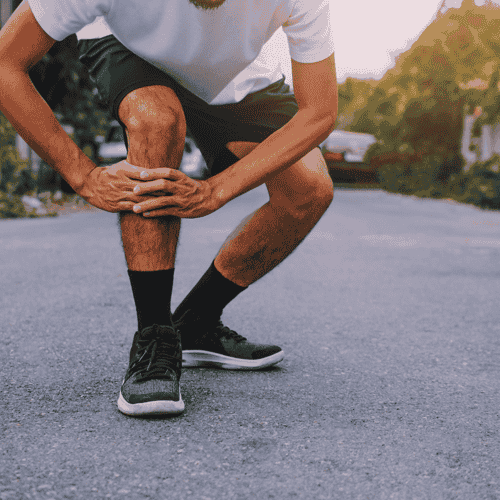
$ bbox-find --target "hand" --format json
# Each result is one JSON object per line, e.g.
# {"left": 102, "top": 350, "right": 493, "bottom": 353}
{"left": 79, "top": 160, "right": 146, "bottom": 213}
{"left": 131, "top": 168, "right": 221, "bottom": 218}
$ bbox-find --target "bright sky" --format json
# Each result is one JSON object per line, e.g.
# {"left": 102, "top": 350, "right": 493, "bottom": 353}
{"left": 263, "top": 0, "right": 500, "bottom": 86}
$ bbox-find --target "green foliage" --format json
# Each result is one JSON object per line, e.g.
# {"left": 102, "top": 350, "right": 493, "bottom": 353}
{"left": 0, "top": 158, "right": 41, "bottom": 218}
{"left": 0, "top": 112, "right": 40, "bottom": 218}
{"left": 0, "top": 145, "right": 35, "bottom": 195}
{"left": 0, "top": 112, "right": 59, "bottom": 218}
{"left": 0, "top": 191, "right": 30, "bottom": 219}
{"left": 378, "top": 155, "right": 446, "bottom": 198}
{"left": 335, "top": 0, "right": 500, "bottom": 209}
{"left": 377, "top": 163, "right": 406, "bottom": 193}
{"left": 338, "top": 1, "right": 500, "bottom": 150}
{"left": 450, "top": 155, "right": 500, "bottom": 208}
{"left": 378, "top": 153, "right": 500, "bottom": 210}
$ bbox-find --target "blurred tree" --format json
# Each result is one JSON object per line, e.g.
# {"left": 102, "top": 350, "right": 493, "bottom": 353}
{"left": 338, "top": 0, "right": 500, "bottom": 199}
{"left": 0, "top": 112, "right": 39, "bottom": 217}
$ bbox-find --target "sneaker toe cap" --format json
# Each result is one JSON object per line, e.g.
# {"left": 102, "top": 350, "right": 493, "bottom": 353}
{"left": 251, "top": 344, "right": 283, "bottom": 360}
{"left": 121, "top": 378, "right": 180, "bottom": 404}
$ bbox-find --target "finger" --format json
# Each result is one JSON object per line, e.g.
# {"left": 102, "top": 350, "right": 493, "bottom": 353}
{"left": 133, "top": 179, "right": 178, "bottom": 195}
{"left": 123, "top": 170, "right": 144, "bottom": 180}
{"left": 123, "top": 160, "right": 139, "bottom": 169}
{"left": 130, "top": 194, "right": 154, "bottom": 204}
{"left": 117, "top": 161, "right": 142, "bottom": 179}
{"left": 114, "top": 179, "right": 143, "bottom": 192}
{"left": 133, "top": 196, "right": 177, "bottom": 213}
{"left": 141, "top": 207, "right": 179, "bottom": 217}
{"left": 112, "top": 185, "right": 148, "bottom": 203}
{"left": 138, "top": 168, "right": 188, "bottom": 181}
{"left": 118, "top": 201, "right": 137, "bottom": 211}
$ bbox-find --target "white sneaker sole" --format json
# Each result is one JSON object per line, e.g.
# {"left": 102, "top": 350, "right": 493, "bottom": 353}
{"left": 182, "top": 350, "right": 284, "bottom": 370}
{"left": 117, "top": 391, "right": 184, "bottom": 416}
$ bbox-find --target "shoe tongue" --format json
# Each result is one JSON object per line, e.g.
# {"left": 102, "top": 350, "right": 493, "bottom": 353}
{"left": 138, "top": 324, "right": 177, "bottom": 344}
{"left": 138, "top": 324, "right": 161, "bottom": 341}
{"left": 139, "top": 324, "right": 180, "bottom": 348}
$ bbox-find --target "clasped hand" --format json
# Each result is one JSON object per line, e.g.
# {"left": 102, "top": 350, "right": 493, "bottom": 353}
{"left": 81, "top": 160, "right": 219, "bottom": 218}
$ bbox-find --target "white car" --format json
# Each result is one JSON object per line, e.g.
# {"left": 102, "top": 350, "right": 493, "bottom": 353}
{"left": 98, "top": 121, "right": 208, "bottom": 179}
{"left": 320, "top": 130, "right": 377, "bottom": 163}
{"left": 180, "top": 136, "right": 208, "bottom": 179}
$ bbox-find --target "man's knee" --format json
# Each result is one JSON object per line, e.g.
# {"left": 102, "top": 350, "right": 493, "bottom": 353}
{"left": 301, "top": 150, "right": 334, "bottom": 213}
{"left": 118, "top": 85, "right": 186, "bottom": 167}
{"left": 270, "top": 153, "right": 334, "bottom": 220}
{"left": 119, "top": 85, "right": 185, "bottom": 133}
{"left": 316, "top": 176, "right": 334, "bottom": 208}
{"left": 271, "top": 176, "right": 333, "bottom": 222}
{"left": 298, "top": 173, "right": 333, "bottom": 218}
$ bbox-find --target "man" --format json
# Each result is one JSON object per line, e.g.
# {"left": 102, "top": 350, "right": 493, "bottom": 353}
{"left": 0, "top": 0, "right": 337, "bottom": 416}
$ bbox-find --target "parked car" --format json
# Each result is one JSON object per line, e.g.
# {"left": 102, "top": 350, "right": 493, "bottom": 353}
{"left": 97, "top": 121, "right": 127, "bottom": 165}
{"left": 97, "top": 121, "right": 208, "bottom": 179}
{"left": 180, "top": 136, "right": 208, "bottom": 179}
{"left": 320, "top": 131, "right": 378, "bottom": 184}
{"left": 319, "top": 130, "right": 377, "bottom": 163}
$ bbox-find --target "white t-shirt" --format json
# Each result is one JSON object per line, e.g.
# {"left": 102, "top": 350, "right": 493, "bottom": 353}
{"left": 28, "top": 0, "right": 335, "bottom": 105}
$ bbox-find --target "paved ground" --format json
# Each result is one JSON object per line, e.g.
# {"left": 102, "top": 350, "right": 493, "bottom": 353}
{"left": 1, "top": 187, "right": 499, "bottom": 500}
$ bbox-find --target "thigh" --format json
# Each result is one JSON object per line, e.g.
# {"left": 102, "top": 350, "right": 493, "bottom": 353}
{"left": 78, "top": 35, "right": 180, "bottom": 123}
{"left": 78, "top": 36, "right": 186, "bottom": 169}
{"left": 183, "top": 76, "right": 299, "bottom": 178}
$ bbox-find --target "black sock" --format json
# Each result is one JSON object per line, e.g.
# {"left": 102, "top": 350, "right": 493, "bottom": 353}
{"left": 173, "top": 261, "right": 246, "bottom": 323}
{"left": 128, "top": 269, "right": 175, "bottom": 331}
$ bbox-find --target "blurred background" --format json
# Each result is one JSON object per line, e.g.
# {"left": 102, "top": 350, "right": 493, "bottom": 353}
{"left": 3, "top": 0, "right": 500, "bottom": 217}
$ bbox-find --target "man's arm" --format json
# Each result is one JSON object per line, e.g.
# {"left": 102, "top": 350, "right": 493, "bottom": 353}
{"left": 0, "top": 2, "right": 142, "bottom": 212}
{"left": 132, "top": 52, "right": 337, "bottom": 218}
{"left": 210, "top": 52, "right": 337, "bottom": 202}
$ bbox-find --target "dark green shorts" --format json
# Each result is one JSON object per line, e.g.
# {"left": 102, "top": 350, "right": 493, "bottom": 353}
{"left": 78, "top": 35, "right": 299, "bottom": 176}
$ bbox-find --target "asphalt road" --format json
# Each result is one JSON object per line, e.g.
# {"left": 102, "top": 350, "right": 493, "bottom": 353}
{"left": 1, "top": 187, "right": 499, "bottom": 500}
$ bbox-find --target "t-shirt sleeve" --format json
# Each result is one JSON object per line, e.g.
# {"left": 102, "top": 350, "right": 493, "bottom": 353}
{"left": 282, "top": 0, "right": 335, "bottom": 63}
{"left": 28, "top": 0, "right": 113, "bottom": 41}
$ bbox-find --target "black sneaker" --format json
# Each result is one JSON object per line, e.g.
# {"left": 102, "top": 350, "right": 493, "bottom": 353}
{"left": 175, "top": 312, "right": 284, "bottom": 370}
{"left": 117, "top": 324, "right": 184, "bottom": 416}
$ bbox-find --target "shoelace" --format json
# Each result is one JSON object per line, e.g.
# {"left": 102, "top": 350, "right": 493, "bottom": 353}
{"left": 129, "top": 338, "right": 180, "bottom": 382}
{"left": 214, "top": 322, "right": 247, "bottom": 343}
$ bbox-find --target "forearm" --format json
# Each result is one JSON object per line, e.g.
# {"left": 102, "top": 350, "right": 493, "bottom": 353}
{"left": 0, "top": 64, "right": 95, "bottom": 193}
{"left": 208, "top": 108, "right": 335, "bottom": 205}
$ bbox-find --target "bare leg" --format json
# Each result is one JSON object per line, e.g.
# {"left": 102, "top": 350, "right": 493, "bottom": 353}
{"left": 214, "top": 143, "right": 333, "bottom": 287}
{"left": 116, "top": 87, "right": 187, "bottom": 416}
{"left": 172, "top": 142, "right": 332, "bottom": 370}
{"left": 118, "top": 86, "right": 186, "bottom": 270}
